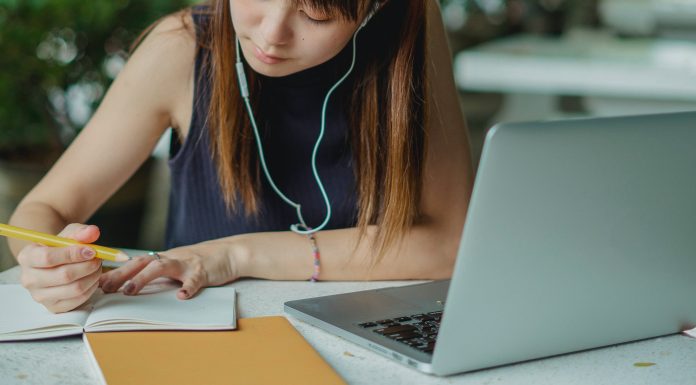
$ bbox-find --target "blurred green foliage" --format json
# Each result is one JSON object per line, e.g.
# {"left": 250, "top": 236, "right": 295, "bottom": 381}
{"left": 0, "top": 0, "right": 193, "bottom": 164}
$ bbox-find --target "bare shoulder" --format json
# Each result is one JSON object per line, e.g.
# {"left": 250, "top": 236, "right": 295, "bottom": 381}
{"left": 117, "top": 10, "right": 197, "bottom": 129}
{"left": 426, "top": 0, "right": 443, "bottom": 20}
{"left": 425, "top": 0, "right": 452, "bottom": 81}
{"left": 135, "top": 10, "right": 197, "bottom": 60}
{"left": 421, "top": 0, "right": 472, "bottom": 191}
{"left": 423, "top": 0, "right": 463, "bottom": 131}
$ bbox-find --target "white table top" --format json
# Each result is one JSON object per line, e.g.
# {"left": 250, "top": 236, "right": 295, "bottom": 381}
{"left": 454, "top": 29, "right": 696, "bottom": 101}
{"left": 2, "top": 266, "right": 696, "bottom": 384}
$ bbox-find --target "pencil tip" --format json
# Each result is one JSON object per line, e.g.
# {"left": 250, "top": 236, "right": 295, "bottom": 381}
{"left": 115, "top": 252, "right": 132, "bottom": 262}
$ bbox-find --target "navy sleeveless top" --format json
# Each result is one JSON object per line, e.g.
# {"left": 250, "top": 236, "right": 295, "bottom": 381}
{"left": 165, "top": 11, "right": 358, "bottom": 248}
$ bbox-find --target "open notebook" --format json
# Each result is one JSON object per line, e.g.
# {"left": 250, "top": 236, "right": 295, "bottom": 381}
{"left": 0, "top": 281, "right": 236, "bottom": 341}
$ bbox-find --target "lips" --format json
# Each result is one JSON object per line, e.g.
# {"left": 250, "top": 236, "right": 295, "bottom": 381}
{"left": 253, "top": 45, "right": 286, "bottom": 65}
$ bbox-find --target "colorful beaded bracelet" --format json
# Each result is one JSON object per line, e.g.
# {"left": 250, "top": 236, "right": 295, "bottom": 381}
{"left": 307, "top": 232, "right": 321, "bottom": 282}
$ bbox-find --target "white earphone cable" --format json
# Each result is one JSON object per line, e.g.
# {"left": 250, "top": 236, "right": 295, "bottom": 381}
{"left": 233, "top": 7, "right": 374, "bottom": 235}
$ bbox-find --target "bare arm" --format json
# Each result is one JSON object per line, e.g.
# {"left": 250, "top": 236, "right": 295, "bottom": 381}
{"left": 9, "top": 13, "right": 197, "bottom": 312}
{"left": 103, "top": 0, "right": 474, "bottom": 298}
{"left": 9, "top": 14, "right": 195, "bottom": 254}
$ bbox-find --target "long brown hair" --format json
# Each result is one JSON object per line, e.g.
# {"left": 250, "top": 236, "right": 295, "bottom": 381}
{"left": 147, "top": 1, "right": 427, "bottom": 260}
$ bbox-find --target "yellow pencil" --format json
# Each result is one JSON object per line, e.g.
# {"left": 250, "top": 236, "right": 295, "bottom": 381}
{"left": 0, "top": 223, "right": 130, "bottom": 262}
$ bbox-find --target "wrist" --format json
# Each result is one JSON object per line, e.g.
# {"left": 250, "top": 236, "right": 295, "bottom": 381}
{"left": 228, "top": 234, "right": 253, "bottom": 278}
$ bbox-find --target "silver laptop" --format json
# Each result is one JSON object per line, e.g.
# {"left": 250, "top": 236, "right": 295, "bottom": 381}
{"left": 284, "top": 111, "right": 696, "bottom": 376}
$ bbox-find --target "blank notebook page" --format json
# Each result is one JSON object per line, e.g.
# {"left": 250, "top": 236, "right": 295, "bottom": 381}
{"left": 85, "top": 284, "right": 237, "bottom": 331}
{"left": 0, "top": 284, "right": 90, "bottom": 339}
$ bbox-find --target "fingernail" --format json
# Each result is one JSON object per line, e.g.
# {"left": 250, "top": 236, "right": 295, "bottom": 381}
{"left": 82, "top": 248, "right": 95, "bottom": 259}
{"left": 124, "top": 282, "right": 135, "bottom": 295}
{"left": 180, "top": 289, "right": 189, "bottom": 299}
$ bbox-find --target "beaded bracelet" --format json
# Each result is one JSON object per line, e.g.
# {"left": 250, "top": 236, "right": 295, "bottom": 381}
{"left": 295, "top": 223, "right": 321, "bottom": 281}
{"left": 307, "top": 232, "right": 321, "bottom": 282}
{"left": 300, "top": 228, "right": 321, "bottom": 282}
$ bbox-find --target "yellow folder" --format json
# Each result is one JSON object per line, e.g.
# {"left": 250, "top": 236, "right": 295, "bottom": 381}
{"left": 84, "top": 316, "right": 346, "bottom": 385}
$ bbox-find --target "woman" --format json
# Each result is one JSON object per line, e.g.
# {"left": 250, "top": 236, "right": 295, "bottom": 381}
{"left": 9, "top": 0, "right": 472, "bottom": 313}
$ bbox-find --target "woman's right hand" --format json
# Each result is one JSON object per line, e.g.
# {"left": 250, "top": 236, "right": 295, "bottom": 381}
{"left": 17, "top": 224, "right": 103, "bottom": 313}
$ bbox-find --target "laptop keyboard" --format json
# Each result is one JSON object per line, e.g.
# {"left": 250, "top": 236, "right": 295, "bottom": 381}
{"left": 357, "top": 311, "right": 442, "bottom": 354}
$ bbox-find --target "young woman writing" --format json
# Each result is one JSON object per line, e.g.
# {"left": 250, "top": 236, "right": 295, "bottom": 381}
{"left": 9, "top": 0, "right": 473, "bottom": 313}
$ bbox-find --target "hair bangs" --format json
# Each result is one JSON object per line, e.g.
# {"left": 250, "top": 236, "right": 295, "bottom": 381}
{"left": 292, "top": 0, "right": 374, "bottom": 22}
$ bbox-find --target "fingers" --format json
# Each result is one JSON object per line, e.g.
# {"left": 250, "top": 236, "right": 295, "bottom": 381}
{"left": 121, "top": 258, "right": 182, "bottom": 296}
{"left": 126, "top": 259, "right": 204, "bottom": 300}
{"left": 30, "top": 267, "right": 102, "bottom": 313}
{"left": 100, "top": 248, "right": 216, "bottom": 300}
{"left": 47, "top": 278, "right": 101, "bottom": 314}
{"left": 16, "top": 222, "right": 99, "bottom": 268}
{"left": 21, "top": 257, "right": 101, "bottom": 289}
{"left": 18, "top": 244, "right": 96, "bottom": 269}
{"left": 101, "top": 253, "right": 207, "bottom": 300}
{"left": 57, "top": 223, "right": 101, "bottom": 243}
{"left": 100, "top": 256, "right": 158, "bottom": 293}
{"left": 14, "top": 222, "right": 102, "bottom": 313}
{"left": 178, "top": 274, "right": 205, "bottom": 300}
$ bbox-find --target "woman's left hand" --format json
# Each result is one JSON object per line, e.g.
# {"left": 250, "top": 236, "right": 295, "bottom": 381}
{"left": 99, "top": 243, "right": 242, "bottom": 300}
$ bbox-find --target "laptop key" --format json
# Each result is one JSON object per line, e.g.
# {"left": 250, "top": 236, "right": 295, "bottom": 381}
{"left": 388, "top": 331, "right": 422, "bottom": 341}
{"left": 358, "top": 322, "right": 378, "bottom": 328}
{"left": 374, "top": 325, "right": 416, "bottom": 335}
{"left": 417, "top": 322, "right": 436, "bottom": 329}
{"left": 427, "top": 311, "right": 443, "bottom": 316}
{"left": 403, "top": 339, "right": 423, "bottom": 347}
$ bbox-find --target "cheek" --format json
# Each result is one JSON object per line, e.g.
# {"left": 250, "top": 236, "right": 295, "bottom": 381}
{"left": 229, "top": 1, "right": 259, "bottom": 35}
{"left": 298, "top": 29, "right": 355, "bottom": 65}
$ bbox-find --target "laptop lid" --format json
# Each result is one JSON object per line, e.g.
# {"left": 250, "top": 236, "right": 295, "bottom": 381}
{"left": 432, "top": 111, "right": 696, "bottom": 375}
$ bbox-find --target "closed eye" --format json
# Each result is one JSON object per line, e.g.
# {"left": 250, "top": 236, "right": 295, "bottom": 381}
{"left": 300, "top": 10, "right": 333, "bottom": 25}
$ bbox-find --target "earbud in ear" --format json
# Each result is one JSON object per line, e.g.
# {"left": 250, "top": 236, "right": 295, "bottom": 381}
{"left": 360, "top": 1, "right": 382, "bottom": 28}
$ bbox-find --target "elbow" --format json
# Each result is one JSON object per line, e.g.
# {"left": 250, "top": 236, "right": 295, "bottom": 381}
{"left": 423, "top": 223, "right": 462, "bottom": 280}
{"left": 429, "top": 243, "right": 458, "bottom": 279}
{"left": 415, "top": 198, "right": 469, "bottom": 280}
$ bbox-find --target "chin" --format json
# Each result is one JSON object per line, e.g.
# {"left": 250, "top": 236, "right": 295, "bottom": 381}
{"left": 246, "top": 60, "right": 299, "bottom": 78}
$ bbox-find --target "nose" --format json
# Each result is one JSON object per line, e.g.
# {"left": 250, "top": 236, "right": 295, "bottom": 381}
{"left": 260, "top": 9, "right": 293, "bottom": 47}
